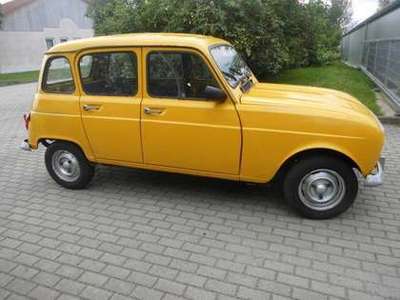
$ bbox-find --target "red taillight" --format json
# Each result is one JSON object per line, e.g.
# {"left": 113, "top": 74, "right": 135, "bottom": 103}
{"left": 23, "top": 113, "right": 31, "bottom": 130}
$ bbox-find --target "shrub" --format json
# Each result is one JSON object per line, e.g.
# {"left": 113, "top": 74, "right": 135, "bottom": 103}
{"left": 87, "top": 0, "right": 348, "bottom": 77}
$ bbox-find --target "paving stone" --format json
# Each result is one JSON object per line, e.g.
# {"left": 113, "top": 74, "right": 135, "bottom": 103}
{"left": 0, "top": 83, "right": 399, "bottom": 300}
{"left": 104, "top": 278, "right": 135, "bottom": 295}
{"left": 79, "top": 271, "right": 109, "bottom": 286}
{"left": 9, "top": 265, "right": 39, "bottom": 280}
{"left": 32, "top": 271, "right": 61, "bottom": 287}
{"left": 258, "top": 279, "right": 292, "bottom": 297}
{"left": 237, "top": 286, "right": 270, "bottom": 300}
{"left": 197, "top": 266, "right": 226, "bottom": 280}
{"left": 132, "top": 285, "right": 163, "bottom": 300}
{"left": 6, "top": 278, "right": 37, "bottom": 295}
{"left": 185, "top": 286, "right": 216, "bottom": 300}
{"left": 55, "top": 265, "right": 83, "bottom": 280}
{"left": 155, "top": 278, "right": 186, "bottom": 295}
{"left": 29, "top": 286, "right": 59, "bottom": 300}
{"left": 80, "top": 285, "right": 112, "bottom": 300}
{"left": 292, "top": 287, "right": 328, "bottom": 300}
{"left": 101, "top": 265, "right": 131, "bottom": 280}
{"left": 205, "top": 279, "right": 237, "bottom": 296}
{"left": 127, "top": 271, "right": 158, "bottom": 287}
{"left": 55, "top": 279, "right": 86, "bottom": 295}
{"left": 0, "top": 272, "right": 14, "bottom": 287}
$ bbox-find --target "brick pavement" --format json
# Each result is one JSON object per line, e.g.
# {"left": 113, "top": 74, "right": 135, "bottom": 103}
{"left": 0, "top": 83, "right": 399, "bottom": 300}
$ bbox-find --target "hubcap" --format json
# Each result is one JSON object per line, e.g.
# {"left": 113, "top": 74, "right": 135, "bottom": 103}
{"left": 51, "top": 150, "right": 80, "bottom": 182}
{"left": 298, "top": 169, "right": 345, "bottom": 211}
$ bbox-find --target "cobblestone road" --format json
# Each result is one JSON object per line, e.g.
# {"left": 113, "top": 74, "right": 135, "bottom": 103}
{"left": 0, "top": 83, "right": 399, "bottom": 300}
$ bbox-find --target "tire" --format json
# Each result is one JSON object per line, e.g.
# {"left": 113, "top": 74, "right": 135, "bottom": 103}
{"left": 45, "top": 141, "right": 94, "bottom": 189}
{"left": 283, "top": 155, "right": 358, "bottom": 219}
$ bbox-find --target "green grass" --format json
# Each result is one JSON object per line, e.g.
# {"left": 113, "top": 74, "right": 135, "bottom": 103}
{"left": 0, "top": 70, "right": 40, "bottom": 87}
{"left": 269, "top": 61, "right": 380, "bottom": 114}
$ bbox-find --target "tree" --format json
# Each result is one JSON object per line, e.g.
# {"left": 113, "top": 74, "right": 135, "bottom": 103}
{"left": 378, "top": 0, "right": 393, "bottom": 9}
{"left": 86, "top": 0, "right": 140, "bottom": 35}
{"left": 87, "top": 0, "right": 351, "bottom": 77}
{"left": 0, "top": 4, "right": 3, "bottom": 29}
{"left": 329, "top": 0, "right": 352, "bottom": 28}
{"left": 302, "top": 0, "right": 351, "bottom": 65}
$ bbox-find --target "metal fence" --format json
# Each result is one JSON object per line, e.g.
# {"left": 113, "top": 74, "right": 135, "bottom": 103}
{"left": 341, "top": 1, "right": 400, "bottom": 113}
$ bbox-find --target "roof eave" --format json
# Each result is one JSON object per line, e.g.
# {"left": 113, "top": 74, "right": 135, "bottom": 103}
{"left": 343, "top": 0, "right": 400, "bottom": 37}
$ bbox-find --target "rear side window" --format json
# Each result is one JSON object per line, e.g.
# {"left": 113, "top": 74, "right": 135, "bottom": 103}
{"left": 42, "top": 57, "right": 75, "bottom": 94}
{"left": 79, "top": 52, "right": 138, "bottom": 96}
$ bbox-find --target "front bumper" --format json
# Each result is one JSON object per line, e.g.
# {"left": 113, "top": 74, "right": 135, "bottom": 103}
{"left": 365, "top": 157, "right": 385, "bottom": 187}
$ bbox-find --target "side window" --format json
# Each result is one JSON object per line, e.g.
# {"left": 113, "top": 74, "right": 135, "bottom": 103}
{"left": 79, "top": 52, "right": 138, "bottom": 96}
{"left": 148, "top": 51, "right": 220, "bottom": 100}
{"left": 42, "top": 57, "right": 75, "bottom": 94}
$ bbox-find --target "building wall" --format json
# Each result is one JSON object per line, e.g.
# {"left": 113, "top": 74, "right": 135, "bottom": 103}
{"left": 0, "top": 0, "right": 93, "bottom": 73}
{"left": 2, "top": 0, "right": 92, "bottom": 32}
{"left": 0, "top": 19, "right": 93, "bottom": 73}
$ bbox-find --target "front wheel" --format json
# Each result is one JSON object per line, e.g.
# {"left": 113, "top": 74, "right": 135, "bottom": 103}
{"left": 45, "top": 142, "right": 94, "bottom": 189}
{"left": 283, "top": 156, "right": 358, "bottom": 219}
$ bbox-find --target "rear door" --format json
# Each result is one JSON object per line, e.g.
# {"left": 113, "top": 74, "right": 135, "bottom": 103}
{"left": 78, "top": 48, "right": 143, "bottom": 163}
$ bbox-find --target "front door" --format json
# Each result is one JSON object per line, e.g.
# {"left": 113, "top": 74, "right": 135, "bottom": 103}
{"left": 78, "top": 48, "right": 143, "bottom": 163}
{"left": 141, "top": 48, "right": 241, "bottom": 175}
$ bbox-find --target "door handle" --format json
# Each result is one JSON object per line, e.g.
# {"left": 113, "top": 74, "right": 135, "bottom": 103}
{"left": 83, "top": 104, "right": 101, "bottom": 111}
{"left": 144, "top": 107, "right": 165, "bottom": 115}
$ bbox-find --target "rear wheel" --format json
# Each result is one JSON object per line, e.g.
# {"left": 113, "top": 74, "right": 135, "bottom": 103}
{"left": 283, "top": 156, "right": 358, "bottom": 219}
{"left": 45, "top": 142, "right": 94, "bottom": 189}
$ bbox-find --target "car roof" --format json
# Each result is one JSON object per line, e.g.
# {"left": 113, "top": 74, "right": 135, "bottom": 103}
{"left": 48, "top": 33, "right": 230, "bottom": 54}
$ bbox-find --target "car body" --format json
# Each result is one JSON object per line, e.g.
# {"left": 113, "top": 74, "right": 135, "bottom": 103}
{"left": 21, "top": 33, "right": 385, "bottom": 218}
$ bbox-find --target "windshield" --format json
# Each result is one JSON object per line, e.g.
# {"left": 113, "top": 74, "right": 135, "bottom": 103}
{"left": 210, "top": 45, "right": 253, "bottom": 88}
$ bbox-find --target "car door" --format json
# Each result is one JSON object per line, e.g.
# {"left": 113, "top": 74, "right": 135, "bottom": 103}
{"left": 141, "top": 47, "right": 241, "bottom": 175}
{"left": 78, "top": 48, "right": 143, "bottom": 163}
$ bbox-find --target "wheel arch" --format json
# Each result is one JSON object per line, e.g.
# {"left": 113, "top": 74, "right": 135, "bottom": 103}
{"left": 273, "top": 147, "right": 361, "bottom": 183}
{"left": 38, "top": 137, "right": 95, "bottom": 162}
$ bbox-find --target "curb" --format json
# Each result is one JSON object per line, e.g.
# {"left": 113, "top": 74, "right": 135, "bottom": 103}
{"left": 379, "top": 117, "right": 400, "bottom": 125}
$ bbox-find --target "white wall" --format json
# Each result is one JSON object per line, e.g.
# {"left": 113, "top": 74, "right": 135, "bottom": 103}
{"left": 2, "top": 0, "right": 92, "bottom": 32}
{"left": 0, "top": 18, "right": 93, "bottom": 73}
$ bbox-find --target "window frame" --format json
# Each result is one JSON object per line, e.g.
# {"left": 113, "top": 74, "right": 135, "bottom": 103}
{"left": 77, "top": 50, "right": 139, "bottom": 97}
{"left": 41, "top": 55, "right": 76, "bottom": 94}
{"left": 209, "top": 43, "right": 253, "bottom": 89}
{"left": 146, "top": 49, "right": 224, "bottom": 101}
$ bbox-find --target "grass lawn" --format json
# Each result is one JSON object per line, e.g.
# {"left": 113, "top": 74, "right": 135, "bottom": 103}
{"left": 270, "top": 61, "right": 380, "bottom": 114}
{"left": 0, "top": 70, "right": 40, "bottom": 87}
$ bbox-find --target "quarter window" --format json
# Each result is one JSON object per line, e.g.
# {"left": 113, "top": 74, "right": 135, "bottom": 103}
{"left": 79, "top": 52, "right": 138, "bottom": 96}
{"left": 148, "top": 51, "right": 220, "bottom": 99}
{"left": 43, "top": 57, "right": 75, "bottom": 94}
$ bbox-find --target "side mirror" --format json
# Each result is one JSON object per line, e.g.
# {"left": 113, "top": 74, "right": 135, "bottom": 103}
{"left": 204, "top": 86, "right": 227, "bottom": 102}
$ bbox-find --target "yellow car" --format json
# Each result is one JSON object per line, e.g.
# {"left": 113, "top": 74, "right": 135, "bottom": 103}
{"left": 21, "top": 33, "right": 385, "bottom": 219}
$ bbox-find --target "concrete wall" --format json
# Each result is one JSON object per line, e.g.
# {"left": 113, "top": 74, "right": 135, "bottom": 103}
{"left": 0, "top": 18, "right": 93, "bottom": 73}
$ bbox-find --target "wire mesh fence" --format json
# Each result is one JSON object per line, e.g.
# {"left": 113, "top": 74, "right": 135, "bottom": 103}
{"left": 342, "top": 2, "right": 400, "bottom": 113}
